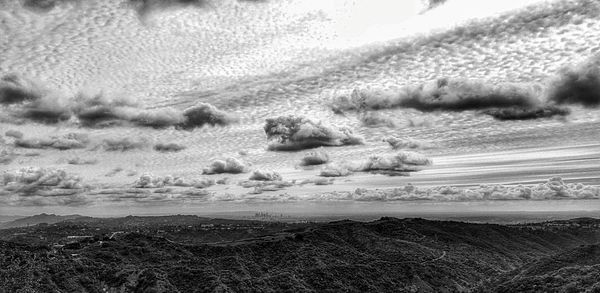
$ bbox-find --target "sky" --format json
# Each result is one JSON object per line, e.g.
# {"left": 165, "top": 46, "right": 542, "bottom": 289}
{"left": 1, "top": 0, "right": 600, "bottom": 217}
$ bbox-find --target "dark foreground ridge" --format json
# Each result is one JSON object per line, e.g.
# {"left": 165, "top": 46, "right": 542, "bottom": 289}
{"left": 1, "top": 216, "right": 600, "bottom": 292}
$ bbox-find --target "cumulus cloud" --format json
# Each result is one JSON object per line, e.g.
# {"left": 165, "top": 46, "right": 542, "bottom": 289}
{"left": 131, "top": 108, "right": 185, "bottom": 128}
{"left": 15, "top": 133, "right": 90, "bottom": 150}
{"left": 264, "top": 115, "right": 364, "bottom": 151}
{"left": 329, "top": 56, "right": 600, "bottom": 119}
{"left": 0, "top": 74, "right": 72, "bottom": 124}
{"left": 102, "top": 137, "right": 147, "bottom": 151}
{"left": 331, "top": 79, "right": 542, "bottom": 112}
{"left": 72, "top": 92, "right": 238, "bottom": 129}
{"left": 240, "top": 179, "right": 294, "bottom": 194}
{"left": 356, "top": 151, "right": 432, "bottom": 176}
{"left": 329, "top": 72, "right": 600, "bottom": 121}
{"left": 384, "top": 137, "right": 432, "bottom": 150}
{"left": 300, "top": 149, "right": 329, "bottom": 166}
{"left": 248, "top": 170, "right": 282, "bottom": 181}
{"left": 18, "top": 94, "right": 72, "bottom": 124}
{"left": 203, "top": 157, "right": 248, "bottom": 174}
{"left": 0, "top": 167, "right": 85, "bottom": 198}
{"left": 320, "top": 151, "right": 432, "bottom": 177}
{"left": 70, "top": 90, "right": 188, "bottom": 128}
{"left": 71, "top": 90, "right": 139, "bottom": 127}
{"left": 0, "top": 74, "right": 46, "bottom": 105}
{"left": 1, "top": 74, "right": 236, "bottom": 129}
{"left": 73, "top": 93, "right": 237, "bottom": 129}
{"left": 397, "top": 79, "right": 541, "bottom": 111}
{"left": 179, "top": 102, "right": 238, "bottom": 129}
{"left": 0, "top": 75, "right": 94, "bottom": 125}
{"left": 72, "top": 97, "right": 235, "bottom": 129}
{"left": 134, "top": 173, "right": 215, "bottom": 189}
{"left": 545, "top": 56, "right": 600, "bottom": 107}
{"left": 331, "top": 177, "right": 600, "bottom": 202}
{"left": 482, "top": 105, "right": 571, "bottom": 120}
{"left": 154, "top": 142, "right": 186, "bottom": 152}
{"left": 5, "top": 130, "right": 23, "bottom": 139}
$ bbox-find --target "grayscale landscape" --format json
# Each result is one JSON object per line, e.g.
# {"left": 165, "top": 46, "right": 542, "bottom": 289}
{"left": 1, "top": 0, "right": 600, "bottom": 291}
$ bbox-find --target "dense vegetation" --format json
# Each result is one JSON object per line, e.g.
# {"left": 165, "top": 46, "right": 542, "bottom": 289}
{"left": 1, "top": 217, "right": 600, "bottom": 292}
{"left": 478, "top": 243, "right": 600, "bottom": 292}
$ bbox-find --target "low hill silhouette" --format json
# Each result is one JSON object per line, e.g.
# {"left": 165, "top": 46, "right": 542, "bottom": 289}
{"left": 1, "top": 217, "right": 600, "bottom": 292}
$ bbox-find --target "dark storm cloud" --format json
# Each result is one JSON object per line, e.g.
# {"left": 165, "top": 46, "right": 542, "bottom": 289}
{"left": 482, "top": 105, "right": 571, "bottom": 120}
{"left": 71, "top": 91, "right": 139, "bottom": 127}
{"left": 178, "top": 103, "right": 238, "bottom": 129}
{"left": 331, "top": 78, "right": 542, "bottom": 112}
{"left": 0, "top": 74, "right": 72, "bottom": 124}
{"left": 72, "top": 91, "right": 190, "bottom": 128}
{"left": 73, "top": 93, "right": 234, "bottom": 129}
{"left": 545, "top": 56, "right": 600, "bottom": 107}
{"left": 330, "top": 58, "right": 600, "bottom": 121}
{"left": 0, "top": 74, "right": 44, "bottom": 105}
{"left": 19, "top": 100, "right": 72, "bottom": 124}
{"left": 0, "top": 74, "right": 236, "bottom": 129}
{"left": 264, "top": 115, "right": 364, "bottom": 151}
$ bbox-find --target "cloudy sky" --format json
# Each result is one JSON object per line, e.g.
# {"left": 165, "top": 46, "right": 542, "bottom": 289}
{"left": 1, "top": 0, "right": 600, "bottom": 216}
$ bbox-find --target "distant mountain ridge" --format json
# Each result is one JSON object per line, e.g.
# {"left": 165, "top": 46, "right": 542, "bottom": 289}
{"left": 0, "top": 215, "right": 25, "bottom": 224}
{"left": 0, "top": 213, "right": 83, "bottom": 229}
{"left": 0, "top": 213, "right": 257, "bottom": 230}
